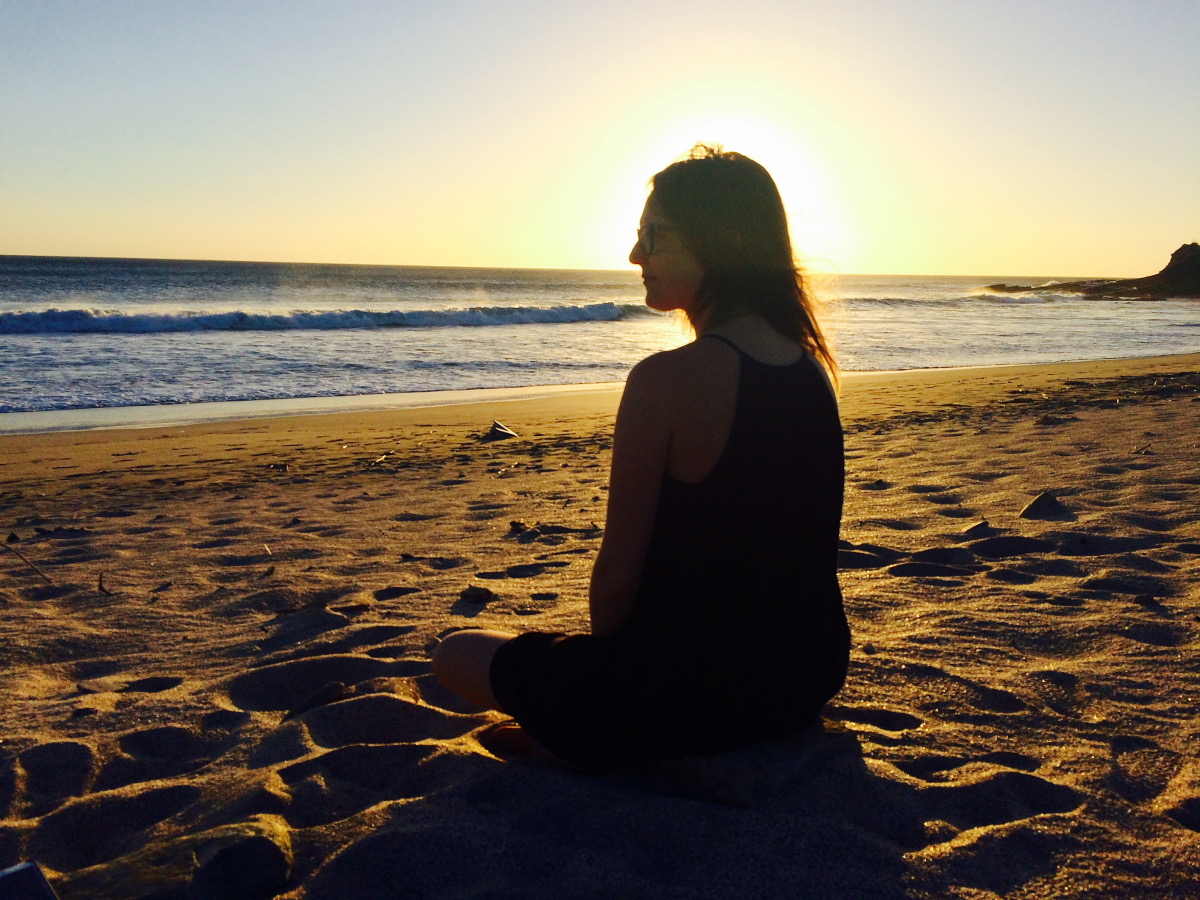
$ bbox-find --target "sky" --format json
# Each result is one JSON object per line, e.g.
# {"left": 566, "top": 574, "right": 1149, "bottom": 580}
{"left": 1, "top": 0, "right": 1197, "bottom": 276}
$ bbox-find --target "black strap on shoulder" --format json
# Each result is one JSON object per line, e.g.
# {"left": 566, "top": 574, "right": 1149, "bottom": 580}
{"left": 701, "top": 333, "right": 742, "bottom": 353}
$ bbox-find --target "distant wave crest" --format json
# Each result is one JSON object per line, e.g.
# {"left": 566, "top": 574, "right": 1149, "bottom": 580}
{"left": 0, "top": 302, "right": 649, "bottom": 335}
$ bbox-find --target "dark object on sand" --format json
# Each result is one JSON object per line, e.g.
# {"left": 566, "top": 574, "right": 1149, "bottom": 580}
{"left": 0, "top": 862, "right": 59, "bottom": 899}
{"left": 961, "top": 520, "right": 992, "bottom": 537}
{"left": 460, "top": 585, "right": 499, "bottom": 604}
{"left": 1020, "top": 491, "right": 1063, "bottom": 518}
{"left": 1, "top": 543, "right": 53, "bottom": 584}
{"left": 480, "top": 421, "right": 519, "bottom": 442}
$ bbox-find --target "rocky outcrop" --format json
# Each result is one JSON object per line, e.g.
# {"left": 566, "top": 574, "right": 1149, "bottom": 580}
{"left": 987, "top": 243, "right": 1200, "bottom": 299}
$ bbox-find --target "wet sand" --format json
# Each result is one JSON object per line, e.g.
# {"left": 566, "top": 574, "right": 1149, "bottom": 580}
{"left": 2, "top": 353, "right": 1199, "bottom": 898}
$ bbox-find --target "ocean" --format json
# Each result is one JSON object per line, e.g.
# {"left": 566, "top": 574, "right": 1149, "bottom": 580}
{"left": 2, "top": 255, "right": 1199, "bottom": 431}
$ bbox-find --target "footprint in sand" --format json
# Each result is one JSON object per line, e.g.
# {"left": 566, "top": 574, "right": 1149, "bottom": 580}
{"left": 913, "top": 771, "right": 1081, "bottom": 862}
{"left": 263, "top": 687, "right": 491, "bottom": 828}
{"left": 262, "top": 624, "right": 418, "bottom": 666}
{"left": 1025, "top": 668, "right": 1082, "bottom": 715}
{"left": 298, "top": 693, "right": 478, "bottom": 747}
{"left": 1118, "top": 620, "right": 1187, "bottom": 647}
{"left": 856, "top": 479, "right": 892, "bottom": 491}
{"left": 474, "top": 561, "right": 571, "bottom": 580}
{"left": 17, "top": 741, "right": 95, "bottom": 817}
{"left": 895, "top": 750, "right": 1040, "bottom": 783}
{"left": 910, "top": 547, "right": 981, "bottom": 566}
{"left": 1054, "top": 531, "right": 1164, "bottom": 556}
{"left": 1107, "top": 736, "right": 1183, "bottom": 803}
{"left": 224, "top": 655, "right": 425, "bottom": 712}
{"left": 968, "top": 535, "right": 1056, "bottom": 559}
{"left": 899, "top": 662, "right": 1027, "bottom": 716}
{"left": 887, "top": 562, "right": 977, "bottom": 578}
{"left": 23, "top": 783, "right": 202, "bottom": 872}
{"left": 1078, "top": 572, "right": 1174, "bottom": 599}
{"left": 374, "top": 586, "right": 420, "bottom": 601}
{"left": 984, "top": 568, "right": 1038, "bottom": 585}
{"left": 828, "top": 704, "right": 922, "bottom": 733}
{"left": 77, "top": 675, "right": 183, "bottom": 695}
{"left": 95, "top": 726, "right": 225, "bottom": 791}
{"left": 860, "top": 517, "right": 925, "bottom": 531}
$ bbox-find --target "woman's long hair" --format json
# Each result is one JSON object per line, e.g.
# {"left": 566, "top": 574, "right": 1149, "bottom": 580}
{"left": 650, "top": 145, "right": 836, "bottom": 383}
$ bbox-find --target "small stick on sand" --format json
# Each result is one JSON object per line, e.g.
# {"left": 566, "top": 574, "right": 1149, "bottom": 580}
{"left": 97, "top": 571, "right": 114, "bottom": 595}
{"left": 2, "top": 543, "right": 53, "bottom": 584}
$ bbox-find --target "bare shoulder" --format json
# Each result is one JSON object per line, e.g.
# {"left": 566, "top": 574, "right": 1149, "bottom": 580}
{"left": 627, "top": 338, "right": 737, "bottom": 394}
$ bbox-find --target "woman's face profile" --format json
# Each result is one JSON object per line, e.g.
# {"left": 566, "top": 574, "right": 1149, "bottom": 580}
{"left": 630, "top": 197, "right": 704, "bottom": 315}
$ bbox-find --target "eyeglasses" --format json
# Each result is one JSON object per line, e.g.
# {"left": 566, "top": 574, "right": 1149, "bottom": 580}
{"left": 635, "top": 223, "right": 679, "bottom": 255}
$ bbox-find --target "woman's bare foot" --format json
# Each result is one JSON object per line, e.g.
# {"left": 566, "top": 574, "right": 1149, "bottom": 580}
{"left": 479, "top": 721, "right": 569, "bottom": 765}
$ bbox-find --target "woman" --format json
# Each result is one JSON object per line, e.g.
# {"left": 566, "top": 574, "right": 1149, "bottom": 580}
{"left": 432, "top": 146, "right": 849, "bottom": 768}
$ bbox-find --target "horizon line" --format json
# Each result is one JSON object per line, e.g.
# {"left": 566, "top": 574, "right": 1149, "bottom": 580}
{"left": 0, "top": 252, "right": 1138, "bottom": 281}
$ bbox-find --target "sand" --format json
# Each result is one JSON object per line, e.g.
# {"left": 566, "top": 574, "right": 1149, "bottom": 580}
{"left": 2, "top": 353, "right": 1199, "bottom": 898}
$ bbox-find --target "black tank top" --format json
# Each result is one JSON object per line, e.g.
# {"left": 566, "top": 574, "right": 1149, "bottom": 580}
{"left": 611, "top": 334, "right": 849, "bottom": 721}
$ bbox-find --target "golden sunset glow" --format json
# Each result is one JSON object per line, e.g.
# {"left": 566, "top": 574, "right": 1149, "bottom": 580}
{"left": 1, "top": 2, "right": 1196, "bottom": 275}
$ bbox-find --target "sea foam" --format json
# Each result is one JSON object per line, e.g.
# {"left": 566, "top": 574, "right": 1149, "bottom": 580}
{"left": 0, "top": 302, "right": 648, "bottom": 335}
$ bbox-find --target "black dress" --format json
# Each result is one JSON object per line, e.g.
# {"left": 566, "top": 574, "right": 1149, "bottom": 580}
{"left": 489, "top": 335, "right": 849, "bottom": 768}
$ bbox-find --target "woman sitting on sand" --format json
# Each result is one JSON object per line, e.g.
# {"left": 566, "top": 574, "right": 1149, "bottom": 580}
{"left": 433, "top": 145, "right": 849, "bottom": 767}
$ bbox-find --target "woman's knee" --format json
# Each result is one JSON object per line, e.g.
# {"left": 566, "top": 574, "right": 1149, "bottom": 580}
{"left": 431, "top": 628, "right": 515, "bottom": 709}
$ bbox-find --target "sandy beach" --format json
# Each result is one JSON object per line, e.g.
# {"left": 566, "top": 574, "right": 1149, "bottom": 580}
{"left": 2, "top": 353, "right": 1199, "bottom": 899}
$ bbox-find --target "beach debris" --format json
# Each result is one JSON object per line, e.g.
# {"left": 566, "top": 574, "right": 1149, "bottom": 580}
{"left": 78, "top": 677, "right": 129, "bottom": 694}
{"left": 460, "top": 585, "right": 499, "bottom": 605}
{"left": 1, "top": 542, "right": 53, "bottom": 584}
{"left": 516, "top": 527, "right": 542, "bottom": 544}
{"left": 33, "top": 525, "right": 92, "bottom": 537}
{"left": 283, "top": 681, "right": 348, "bottom": 720}
{"left": 859, "top": 479, "right": 891, "bottom": 491}
{"left": 151, "top": 581, "right": 174, "bottom": 593}
{"left": 1020, "top": 491, "right": 1064, "bottom": 519}
{"left": 97, "top": 571, "right": 114, "bottom": 595}
{"left": 429, "top": 556, "right": 467, "bottom": 570}
{"left": 507, "top": 520, "right": 601, "bottom": 544}
{"left": 258, "top": 566, "right": 276, "bottom": 580}
{"left": 961, "top": 520, "right": 992, "bottom": 538}
{"left": 480, "top": 421, "right": 519, "bottom": 443}
{"left": 861, "top": 642, "right": 877, "bottom": 655}
{"left": 5, "top": 532, "right": 18, "bottom": 543}
{"left": 0, "top": 862, "right": 58, "bottom": 900}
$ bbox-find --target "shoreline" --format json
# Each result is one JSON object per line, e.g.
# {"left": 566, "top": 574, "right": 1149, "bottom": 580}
{"left": 3, "top": 350, "right": 1199, "bottom": 437}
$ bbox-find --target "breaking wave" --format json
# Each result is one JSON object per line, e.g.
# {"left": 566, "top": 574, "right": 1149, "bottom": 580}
{"left": 0, "top": 302, "right": 649, "bottom": 335}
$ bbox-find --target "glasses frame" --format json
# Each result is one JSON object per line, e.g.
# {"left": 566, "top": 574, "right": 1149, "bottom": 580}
{"left": 636, "top": 223, "right": 679, "bottom": 255}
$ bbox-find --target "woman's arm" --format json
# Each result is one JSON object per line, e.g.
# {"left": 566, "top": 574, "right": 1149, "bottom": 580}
{"left": 588, "top": 355, "right": 674, "bottom": 637}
